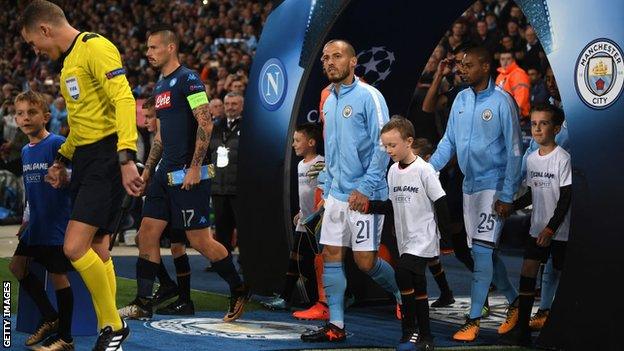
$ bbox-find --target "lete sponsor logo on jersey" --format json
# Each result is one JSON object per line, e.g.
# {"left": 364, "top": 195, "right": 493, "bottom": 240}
{"left": 155, "top": 91, "right": 172, "bottom": 109}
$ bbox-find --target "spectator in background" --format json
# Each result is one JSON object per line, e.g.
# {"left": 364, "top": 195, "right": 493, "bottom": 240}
{"left": 473, "top": 20, "right": 500, "bottom": 55}
{"left": 1, "top": 99, "right": 28, "bottom": 175}
{"left": 210, "top": 92, "right": 244, "bottom": 261}
{"left": 545, "top": 66, "right": 562, "bottom": 108}
{"left": 472, "top": 1, "right": 486, "bottom": 21}
{"left": 49, "top": 96, "right": 67, "bottom": 135}
{"left": 523, "top": 25, "right": 546, "bottom": 72}
{"left": 509, "top": 5, "right": 527, "bottom": 28}
{"left": 528, "top": 67, "right": 549, "bottom": 105}
{"left": 505, "top": 19, "right": 524, "bottom": 57}
{"left": 497, "top": 35, "right": 523, "bottom": 65}
{"left": 496, "top": 50, "right": 531, "bottom": 119}
{"left": 1, "top": 0, "right": 270, "bottom": 102}
{"left": 485, "top": 12, "right": 500, "bottom": 36}
{"left": 443, "top": 20, "right": 470, "bottom": 53}
{"left": 229, "top": 78, "right": 246, "bottom": 95}
{"left": 491, "top": 0, "right": 513, "bottom": 27}
{"left": 1, "top": 84, "right": 15, "bottom": 105}
{"left": 209, "top": 98, "right": 225, "bottom": 125}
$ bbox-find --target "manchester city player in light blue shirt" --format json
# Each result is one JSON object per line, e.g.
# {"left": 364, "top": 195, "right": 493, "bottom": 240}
{"left": 301, "top": 39, "right": 400, "bottom": 343}
{"left": 429, "top": 46, "right": 522, "bottom": 342}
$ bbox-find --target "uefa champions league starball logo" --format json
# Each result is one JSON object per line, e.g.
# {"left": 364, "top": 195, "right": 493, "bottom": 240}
{"left": 355, "top": 46, "right": 396, "bottom": 87}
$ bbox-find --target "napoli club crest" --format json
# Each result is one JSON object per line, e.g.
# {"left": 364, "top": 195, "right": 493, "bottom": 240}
{"left": 575, "top": 38, "right": 624, "bottom": 109}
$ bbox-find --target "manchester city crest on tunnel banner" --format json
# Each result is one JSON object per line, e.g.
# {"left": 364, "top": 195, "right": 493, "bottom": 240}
{"left": 575, "top": 38, "right": 624, "bottom": 109}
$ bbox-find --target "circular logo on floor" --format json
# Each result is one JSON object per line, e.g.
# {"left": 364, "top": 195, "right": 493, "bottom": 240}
{"left": 147, "top": 318, "right": 315, "bottom": 340}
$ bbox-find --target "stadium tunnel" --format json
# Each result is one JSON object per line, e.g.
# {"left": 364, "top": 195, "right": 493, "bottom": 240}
{"left": 237, "top": 1, "right": 624, "bottom": 349}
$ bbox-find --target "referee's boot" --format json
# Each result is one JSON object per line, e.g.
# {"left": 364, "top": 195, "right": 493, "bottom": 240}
{"left": 118, "top": 297, "right": 153, "bottom": 320}
{"left": 26, "top": 318, "right": 59, "bottom": 346}
{"left": 300, "top": 323, "right": 346, "bottom": 342}
{"left": 396, "top": 329, "right": 418, "bottom": 351}
{"left": 223, "top": 284, "right": 251, "bottom": 322}
{"left": 156, "top": 298, "right": 195, "bottom": 316}
{"left": 152, "top": 284, "right": 178, "bottom": 306}
{"left": 93, "top": 320, "right": 129, "bottom": 351}
{"left": 414, "top": 334, "right": 435, "bottom": 351}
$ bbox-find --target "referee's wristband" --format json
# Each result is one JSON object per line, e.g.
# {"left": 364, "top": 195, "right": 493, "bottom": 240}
{"left": 54, "top": 153, "right": 71, "bottom": 167}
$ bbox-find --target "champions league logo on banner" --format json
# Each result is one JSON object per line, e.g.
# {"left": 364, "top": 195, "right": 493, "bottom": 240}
{"left": 575, "top": 38, "right": 624, "bottom": 109}
{"left": 355, "top": 46, "right": 396, "bottom": 87}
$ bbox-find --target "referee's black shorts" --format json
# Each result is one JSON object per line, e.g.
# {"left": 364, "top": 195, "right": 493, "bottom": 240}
{"left": 14, "top": 240, "right": 73, "bottom": 274}
{"left": 70, "top": 134, "right": 124, "bottom": 235}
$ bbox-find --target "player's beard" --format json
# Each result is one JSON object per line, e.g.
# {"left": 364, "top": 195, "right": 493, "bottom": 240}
{"left": 325, "top": 66, "right": 350, "bottom": 83}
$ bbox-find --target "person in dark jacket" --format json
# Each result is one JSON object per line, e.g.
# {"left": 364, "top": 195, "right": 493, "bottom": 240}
{"left": 210, "top": 92, "right": 243, "bottom": 254}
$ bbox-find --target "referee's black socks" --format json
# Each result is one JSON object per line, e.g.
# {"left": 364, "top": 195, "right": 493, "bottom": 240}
{"left": 174, "top": 254, "right": 191, "bottom": 302}
{"left": 212, "top": 254, "right": 243, "bottom": 294}
{"left": 19, "top": 273, "right": 58, "bottom": 322}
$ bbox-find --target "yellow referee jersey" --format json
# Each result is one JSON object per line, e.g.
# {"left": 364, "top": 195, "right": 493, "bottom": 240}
{"left": 59, "top": 32, "right": 137, "bottom": 159}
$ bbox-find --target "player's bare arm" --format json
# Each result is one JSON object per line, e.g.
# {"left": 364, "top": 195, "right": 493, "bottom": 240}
{"left": 142, "top": 119, "right": 163, "bottom": 191}
{"left": 181, "top": 103, "right": 213, "bottom": 190}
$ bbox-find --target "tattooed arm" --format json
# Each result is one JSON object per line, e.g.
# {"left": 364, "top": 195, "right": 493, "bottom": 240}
{"left": 181, "top": 103, "right": 213, "bottom": 190}
{"left": 141, "top": 119, "right": 163, "bottom": 194}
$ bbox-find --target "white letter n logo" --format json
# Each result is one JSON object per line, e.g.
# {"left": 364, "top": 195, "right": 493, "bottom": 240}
{"left": 266, "top": 71, "right": 280, "bottom": 96}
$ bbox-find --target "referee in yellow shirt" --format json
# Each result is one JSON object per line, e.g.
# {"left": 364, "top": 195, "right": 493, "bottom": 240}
{"left": 21, "top": 1, "right": 142, "bottom": 350}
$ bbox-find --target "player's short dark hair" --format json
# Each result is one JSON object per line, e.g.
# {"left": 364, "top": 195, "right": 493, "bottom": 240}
{"left": 324, "top": 39, "right": 356, "bottom": 57}
{"left": 295, "top": 123, "right": 322, "bottom": 149}
{"left": 21, "top": 0, "right": 67, "bottom": 30}
{"left": 381, "top": 116, "right": 415, "bottom": 141}
{"left": 530, "top": 103, "right": 565, "bottom": 126}
{"left": 465, "top": 46, "right": 492, "bottom": 65}
{"left": 142, "top": 96, "right": 155, "bottom": 109}
{"left": 412, "top": 138, "right": 434, "bottom": 157}
{"left": 149, "top": 24, "right": 179, "bottom": 50}
{"left": 14, "top": 90, "right": 50, "bottom": 114}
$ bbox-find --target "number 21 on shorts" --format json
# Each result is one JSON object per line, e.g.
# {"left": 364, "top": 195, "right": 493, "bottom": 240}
{"left": 355, "top": 220, "right": 370, "bottom": 244}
